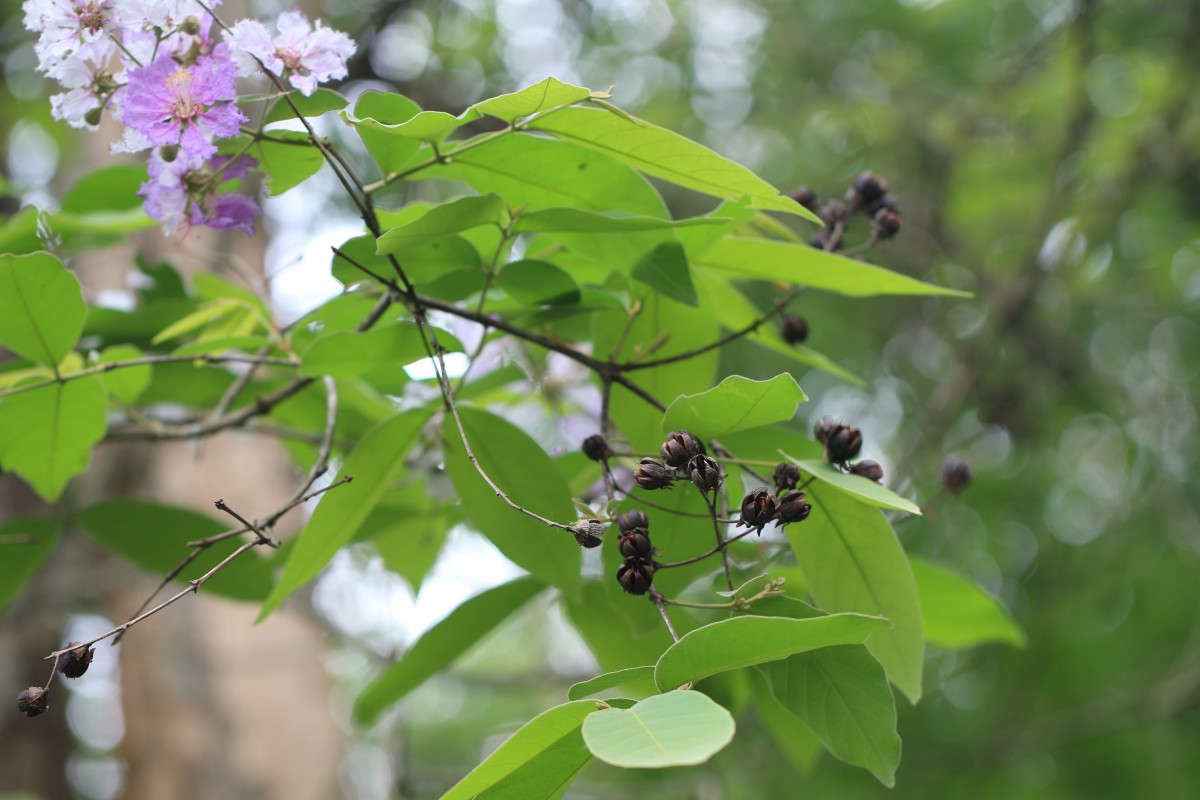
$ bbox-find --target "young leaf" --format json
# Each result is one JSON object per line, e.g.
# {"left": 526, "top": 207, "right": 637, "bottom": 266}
{"left": 260, "top": 408, "right": 433, "bottom": 619}
{"left": 93, "top": 344, "right": 152, "bottom": 402}
{"left": 581, "top": 690, "right": 735, "bottom": 768}
{"left": 440, "top": 698, "right": 597, "bottom": 800}
{"left": 653, "top": 613, "right": 891, "bottom": 692}
{"left": 0, "top": 518, "right": 59, "bottom": 611}
{"left": 0, "top": 377, "right": 107, "bottom": 501}
{"left": 530, "top": 107, "right": 811, "bottom": 217}
{"left": 699, "top": 238, "right": 971, "bottom": 298}
{"left": 472, "top": 77, "right": 592, "bottom": 123}
{"left": 786, "top": 484, "right": 925, "bottom": 703}
{"left": 76, "top": 501, "right": 272, "bottom": 601}
{"left": 348, "top": 91, "right": 423, "bottom": 172}
{"left": 263, "top": 88, "right": 348, "bottom": 124}
{"left": 784, "top": 458, "right": 921, "bottom": 515}
{"left": 767, "top": 645, "right": 901, "bottom": 786}
{"left": 0, "top": 252, "right": 86, "bottom": 367}
{"left": 442, "top": 408, "right": 582, "bottom": 596}
{"left": 353, "top": 577, "right": 547, "bottom": 726}
{"left": 911, "top": 556, "right": 1026, "bottom": 649}
{"left": 631, "top": 242, "right": 698, "bottom": 307}
{"left": 299, "top": 322, "right": 463, "bottom": 379}
{"left": 376, "top": 194, "right": 505, "bottom": 254}
{"left": 661, "top": 374, "right": 807, "bottom": 441}
{"left": 568, "top": 666, "right": 657, "bottom": 701}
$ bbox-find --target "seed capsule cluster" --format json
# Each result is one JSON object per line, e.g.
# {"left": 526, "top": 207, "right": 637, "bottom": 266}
{"left": 15, "top": 641, "right": 94, "bottom": 720}
{"left": 792, "top": 170, "right": 903, "bottom": 253}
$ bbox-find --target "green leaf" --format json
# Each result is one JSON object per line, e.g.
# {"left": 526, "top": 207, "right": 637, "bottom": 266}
{"left": 581, "top": 690, "right": 735, "bottom": 768}
{"left": 261, "top": 408, "right": 433, "bottom": 618}
{"left": 911, "top": 556, "right": 1026, "bottom": 649}
{"left": 699, "top": 238, "right": 971, "bottom": 298}
{"left": 442, "top": 408, "right": 581, "bottom": 596}
{"left": 349, "top": 91, "right": 423, "bottom": 173}
{"left": 440, "top": 699, "right": 596, "bottom": 800}
{"left": 263, "top": 88, "right": 348, "bottom": 124}
{"left": 152, "top": 298, "right": 247, "bottom": 344}
{"left": 750, "top": 668, "right": 823, "bottom": 775}
{"left": 376, "top": 194, "right": 505, "bottom": 254}
{"left": 366, "top": 482, "right": 457, "bottom": 594}
{"left": 530, "top": 106, "right": 811, "bottom": 216}
{"left": 496, "top": 260, "right": 580, "bottom": 306}
{"left": 0, "top": 252, "right": 86, "bottom": 367}
{"left": 247, "top": 131, "right": 324, "bottom": 196}
{"left": 354, "top": 577, "right": 546, "bottom": 726}
{"left": 654, "top": 613, "right": 891, "bottom": 692}
{"left": 512, "top": 208, "right": 725, "bottom": 235}
{"left": 632, "top": 242, "right": 698, "bottom": 307}
{"left": 299, "top": 322, "right": 462, "bottom": 379}
{"left": 786, "top": 458, "right": 921, "bottom": 515}
{"left": 332, "top": 231, "right": 483, "bottom": 287}
{"left": 0, "top": 377, "right": 107, "bottom": 501}
{"left": 0, "top": 518, "right": 59, "bottom": 611}
{"left": 767, "top": 645, "right": 901, "bottom": 786}
{"left": 568, "top": 666, "right": 657, "bottom": 701}
{"left": 76, "top": 501, "right": 272, "bottom": 600}
{"left": 473, "top": 78, "right": 592, "bottom": 123}
{"left": 93, "top": 344, "right": 151, "bottom": 402}
{"left": 661, "top": 373, "right": 807, "bottom": 441}
{"left": 61, "top": 164, "right": 145, "bottom": 213}
{"left": 786, "top": 484, "right": 925, "bottom": 702}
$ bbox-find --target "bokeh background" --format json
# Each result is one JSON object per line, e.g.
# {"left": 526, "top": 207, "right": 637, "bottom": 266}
{"left": 2, "top": 0, "right": 1199, "bottom": 798}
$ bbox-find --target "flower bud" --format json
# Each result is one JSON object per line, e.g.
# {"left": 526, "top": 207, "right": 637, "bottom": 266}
{"left": 616, "top": 557, "right": 655, "bottom": 595}
{"left": 572, "top": 519, "right": 604, "bottom": 549}
{"left": 852, "top": 171, "right": 889, "bottom": 207}
{"left": 738, "top": 487, "right": 778, "bottom": 533}
{"left": 181, "top": 15, "right": 202, "bottom": 35}
{"left": 849, "top": 459, "right": 884, "bottom": 483}
{"left": 687, "top": 454, "right": 722, "bottom": 494}
{"left": 159, "top": 143, "right": 180, "bottom": 163}
{"left": 776, "top": 491, "right": 812, "bottom": 525}
{"left": 872, "top": 208, "right": 902, "bottom": 239}
{"left": 83, "top": 107, "right": 103, "bottom": 127}
{"left": 618, "top": 530, "right": 654, "bottom": 559}
{"left": 812, "top": 416, "right": 840, "bottom": 445}
{"left": 616, "top": 510, "right": 649, "bottom": 534}
{"left": 824, "top": 425, "right": 863, "bottom": 465}
{"left": 660, "top": 430, "right": 705, "bottom": 468}
{"left": 941, "top": 455, "right": 972, "bottom": 492}
{"left": 633, "top": 458, "right": 673, "bottom": 490}
{"left": 773, "top": 462, "right": 800, "bottom": 492}
{"left": 780, "top": 314, "right": 809, "bottom": 344}
{"left": 581, "top": 434, "right": 611, "bottom": 462}
{"left": 56, "top": 642, "right": 94, "bottom": 679}
{"left": 17, "top": 686, "right": 49, "bottom": 718}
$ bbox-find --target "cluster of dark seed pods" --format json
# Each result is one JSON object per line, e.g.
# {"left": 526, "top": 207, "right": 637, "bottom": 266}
{"left": 792, "top": 170, "right": 903, "bottom": 253}
{"left": 629, "top": 430, "right": 725, "bottom": 498}
{"left": 614, "top": 509, "right": 656, "bottom": 595}
{"left": 812, "top": 416, "right": 884, "bottom": 482}
{"left": 15, "top": 641, "right": 94, "bottom": 719}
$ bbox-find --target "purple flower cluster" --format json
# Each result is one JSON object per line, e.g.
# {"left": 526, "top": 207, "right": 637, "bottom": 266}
{"left": 23, "top": 0, "right": 356, "bottom": 237}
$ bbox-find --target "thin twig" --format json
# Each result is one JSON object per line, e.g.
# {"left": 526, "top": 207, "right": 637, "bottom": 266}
{"left": 649, "top": 589, "right": 681, "bottom": 643}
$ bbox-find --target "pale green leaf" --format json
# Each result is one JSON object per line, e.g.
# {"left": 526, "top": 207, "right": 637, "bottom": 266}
{"left": 0, "top": 252, "right": 86, "bottom": 367}
{"left": 349, "top": 91, "right": 423, "bottom": 172}
{"left": 0, "top": 377, "right": 107, "bottom": 501}
{"left": 354, "top": 577, "right": 546, "bottom": 726}
{"left": 512, "top": 208, "right": 727, "bottom": 235}
{"left": 473, "top": 78, "right": 593, "bottom": 122}
{"left": 376, "top": 194, "right": 505, "bottom": 254}
{"left": 581, "top": 690, "right": 735, "bottom": 768}
{"left": 264, "top": 88, "right": 348, "bottom": 124}
{"left": 911, "top": 556, "right": 1026, "bottom": 649}
{"left": 496, "top": 260, "right": 580, "bottom": 306}
{"left": 750, "top": 668, "right": 822, "bottom": 775}
{"left": 93, "top": 344, "right": 151, "bottom": 403}
{"left": 661, "top": 373, "right": 807, "bottom": 441}
{"left": 299, "top": 322, "right": 462, "bottom": 379}
{"left": 632, "top": 242, "right": 698, "bottom": 307}
{"left": 568, "top": 666, "right": 657, "bottom": 701}
{"left": 785, "top": 458, "right": 921, "bottom": 515}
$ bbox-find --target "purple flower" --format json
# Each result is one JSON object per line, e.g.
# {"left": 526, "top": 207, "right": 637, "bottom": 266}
{"left": 122, "top": 52, "right": 245, "bottom": 161}
{"left": 140, "top": 151, "right": 259, "bottom": 236}
{"left": 226, "top": 10, "right": 355, "bottom": 96}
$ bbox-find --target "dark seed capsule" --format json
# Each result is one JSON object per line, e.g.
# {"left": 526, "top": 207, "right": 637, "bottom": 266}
{"left": 581, "top": 434, "right": 610, "bottom": 462}
{"left": 738, "top": 487, "right": 779, "bottom": 533}
{"left": 941, "top": 455, "right": 972, "bottom": 492}
{"left": 780, "top": 314, "right": 809, "bottom": 344}
{"left": 660, "top": 430, "right": 705, "bottom": 468}
{"left": 17, "top": 686, "right": 49, "bottom": 718}
{"left": 812, "top": 416, "right": 841, "bottom": 445}
{"left": 791, "top": 186, "right": 818, "bottom": 213}
{"left": 616, "top": 510, "right": 649, "bottom": 534}
{"left": 616, "top": 556, "right": 655, "bottom": 595}
{"left": 819, "top": 198, "right": 847, "bottom": 225}
{"left": 687, "top": 454, "right": 722, "bottom": 494}
{"left": 572, "top": 519, "right": 605, "bottom": 549}
{"left": 773, "top": 462, "right": 801, "bottom": 492}
{"left": 852, "top": 170, "right": 889, "bottom": 207}
{"left": 618, "top": 530, "right": 654, "bottom": 559}
{"left": 633, "top": 458, "right": 674, "bottom": 490}
{"left": 849, "top": 459, "right": 884, "bottom": 483}
{"left": 824, "top": 425, "right": 863, "bottom": 465}
{"left": 56, "top": 642, "right": 94, "bottom": 679}
{"left": 776, "top": 490, "right": 812, "bottom": 525}
{"left": 872, "top": 208, "right": 902, "bottom": 239}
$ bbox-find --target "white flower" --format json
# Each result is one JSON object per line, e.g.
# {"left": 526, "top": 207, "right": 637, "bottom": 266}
{"left": 225, "top": 9, "right": 355, "bottom": 96}
{"left": 47, "top": 57, "right": 106, "bottom": 128}
{"left": 24, "top": 0, "right": 119, "bottom": 79}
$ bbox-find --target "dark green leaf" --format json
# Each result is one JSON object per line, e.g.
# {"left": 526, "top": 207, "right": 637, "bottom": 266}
{"left": 0, "top": 518, "right": 59, "bottom": 611}
{"left": 661, "top": 373, "right": 807, "bottom": 441}
{"left": 0, "top": 377, "right": 107, "bottom": 501}
{"left": 76, "top": 501, "right": 272, "bottom": 600}
{"left": 654, "top": 613, "right": 891, "bottom": 691}
{"left": 750, "top": 668, "right": 822, "bottom": 775}
{"left": 632, "top": 242, "right": 698, "bottom": 307}
{"left": 0, "top": 252, "right": 86, "bottom": 367}
{"left": 568, "top": 666, "right": 657, "bottom": 701}
{"left": 354, "top": 576, "right": 546, "bottom": 726}
{"left": 911, "top": 556, "right": 1026, "bottom": 649}
{"left": 581, "top": 690, "right": 735, "bottom": 768}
